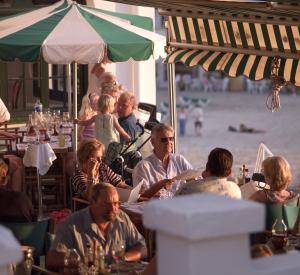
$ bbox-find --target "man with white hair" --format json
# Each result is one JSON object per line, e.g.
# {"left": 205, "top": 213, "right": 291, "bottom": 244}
{"left": 132, "top": 123, "right": 193, "bottom": 198}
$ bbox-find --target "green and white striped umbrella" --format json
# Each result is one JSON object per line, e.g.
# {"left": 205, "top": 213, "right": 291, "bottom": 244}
{"left": 0, "top": 0, "right": 165, "bottom": 64}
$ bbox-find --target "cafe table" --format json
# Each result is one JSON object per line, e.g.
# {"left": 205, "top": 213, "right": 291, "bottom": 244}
{"left": 17, "top": 134, "right": 73, "bottom": 213}
{"left": 121, "top": 202, "right": 156, "bottom": 260}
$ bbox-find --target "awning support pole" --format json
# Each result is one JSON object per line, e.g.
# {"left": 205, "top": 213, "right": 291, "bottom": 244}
{"left": 73, "top": 62, "right": 78, "bottom": 159}
{"left": 167, "top": 62, "right": 177, "bottom": 152}
{"left": 66, "top": 64, "right": 72, "bottom": 117}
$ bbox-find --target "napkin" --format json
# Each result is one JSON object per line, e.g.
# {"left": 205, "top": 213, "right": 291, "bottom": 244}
{"left": 23, "top": 143, "right": 57, "bottom": 175}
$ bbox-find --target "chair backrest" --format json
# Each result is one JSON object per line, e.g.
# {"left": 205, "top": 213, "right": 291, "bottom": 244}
{"left": 265, "top": 204, "right": 299, "bottom": 231}
{"left": 1, "top": 218, "right": 50, "bottom": 258}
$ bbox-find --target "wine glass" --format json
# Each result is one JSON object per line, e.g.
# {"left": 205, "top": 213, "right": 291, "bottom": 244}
{"left": 64, "top": 248, "right": 81, "bottom": 271}
{"left": 111, "top": 241, "right": 125, "bottom": 275}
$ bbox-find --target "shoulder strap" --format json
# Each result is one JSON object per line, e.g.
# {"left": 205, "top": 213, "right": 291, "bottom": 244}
{"left": 297, "top": 194, "right": 300, "bottom": 207}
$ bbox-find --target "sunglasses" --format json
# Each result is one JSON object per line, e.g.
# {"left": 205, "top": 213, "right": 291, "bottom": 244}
{"left": 160, "top": 137, "right": 175, "bottom": 143}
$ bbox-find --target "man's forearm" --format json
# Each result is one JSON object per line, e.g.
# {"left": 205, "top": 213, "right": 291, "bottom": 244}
{"left": 141, "top": 181, "right": 164, "bottom": 198}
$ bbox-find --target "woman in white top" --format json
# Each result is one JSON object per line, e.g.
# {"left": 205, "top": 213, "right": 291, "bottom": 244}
{"left": 77, "top": 94, "right": 130, "bottom": 149}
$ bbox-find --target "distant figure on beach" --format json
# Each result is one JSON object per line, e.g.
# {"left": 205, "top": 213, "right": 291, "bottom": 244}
{"left": 228, "top": 124, "right": 266, "bottom": 134}
{"left": 178, "top": 108, "right": 188, "bottom": 136}
{"left": 191, "top": 103, "right": 204, "bottom": 136}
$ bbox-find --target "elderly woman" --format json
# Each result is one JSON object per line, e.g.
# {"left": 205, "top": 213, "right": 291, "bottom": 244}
{"left": 71, "top": 139, "right": 128, "bottom": 200}
{"left": 250, "top": 156, "right": 299, "bottom": 205}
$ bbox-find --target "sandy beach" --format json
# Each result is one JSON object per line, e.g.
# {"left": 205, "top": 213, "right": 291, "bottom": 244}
{"left": 157, "top": 90, "right": 300, "bottom": 189}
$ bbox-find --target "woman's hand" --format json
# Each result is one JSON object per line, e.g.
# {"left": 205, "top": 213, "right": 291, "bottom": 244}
{"left": 87, "top": 158, "right": 100, "bottom": 180}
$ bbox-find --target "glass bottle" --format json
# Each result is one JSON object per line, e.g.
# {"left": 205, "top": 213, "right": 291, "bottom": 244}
{"left": 95, "top": 244, "right": 106, "bottom": 272}
{"left": 58, "top": 125, "right": 66, "bottom": 147}
{"left": 271, "top": 218, "right": 288, "bottom": 250}
{"left": 23, "top": 247, "right": 34, "bottom": 275}
{"left": 34, "top": 98, "right": 43, "bottom": 113}
{"left": 26, "top": 114, "right": 35, "bottom": 136}
{"left": 84, "top": 243, "right": 94, "bottom": 268}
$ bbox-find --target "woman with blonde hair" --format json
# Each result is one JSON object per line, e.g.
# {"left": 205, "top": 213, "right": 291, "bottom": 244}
{"left": 78, "top": 93, "right": 99, "bottom": 141}
{"left": 76, "top": 94, "right": 130, "bottom": 149}
{"left": 71, "top": 139, "right": 128, "bottom": 200}
{"left": 250, "top": 156, "right": 299, "bottom": 204}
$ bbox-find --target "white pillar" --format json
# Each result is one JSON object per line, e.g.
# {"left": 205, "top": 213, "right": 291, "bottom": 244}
{"left": 143, "top": 194, "right": 300, "bottom": 275}
{"left": 86, "top": 0, "right": 156, "bottom": 105}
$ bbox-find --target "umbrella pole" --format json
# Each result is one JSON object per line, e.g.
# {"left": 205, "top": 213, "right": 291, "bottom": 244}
{"left": 66, "top": 64, "right": 72, "bottom": 116}
{"left": 73, "top": 62, "right": 78, "bottom": 160}
{"left": 36, "top": 168, "right": 43, "bottom": 220}
{"left": 167, "top": 62, "right": 177, "bottom": 152}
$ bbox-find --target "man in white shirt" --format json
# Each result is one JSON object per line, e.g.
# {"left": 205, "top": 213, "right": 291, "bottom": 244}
{"left": 177, "top": 147, "right": 241, "bottom": 199}
{"left": 0, "top": 98, "right": 10, "bottom": 125}
{"left": 132, "top": 123, "right": 192, "bottom": 198}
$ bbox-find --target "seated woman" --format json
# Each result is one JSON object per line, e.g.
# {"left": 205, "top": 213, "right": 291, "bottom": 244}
{"left": 0, "top": 158, "right": 35, "bottom": 222}
{"left": 71, "top": 139, "right": 129, "bottom": 200}
{"left": 250, "top": 156, "right": 299, "bottom": 205}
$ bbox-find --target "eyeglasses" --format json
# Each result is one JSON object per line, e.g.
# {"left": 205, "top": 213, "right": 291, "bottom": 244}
{"left": 160, "top": 137, "right": 174, "bottom": 143}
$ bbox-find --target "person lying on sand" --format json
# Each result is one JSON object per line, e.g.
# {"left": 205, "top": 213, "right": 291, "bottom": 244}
{"left": 228, "top": 124, "right": 266, "bottom": 134}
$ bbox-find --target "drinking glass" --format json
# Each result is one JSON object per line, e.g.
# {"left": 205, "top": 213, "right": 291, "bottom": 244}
{"left": 111, "top": 241, "right": 125, "bottom": 275}
{"left": 64, "top": 248, "right": 81, "bottom": 269}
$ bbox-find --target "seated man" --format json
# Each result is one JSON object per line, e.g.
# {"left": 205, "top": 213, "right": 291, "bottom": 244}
{"left": 0, "top": 159, "right": 35, "bottom": 222}
{"left": 117, "top": 92, "right": 138, "bottom": 143}
{"left": 46, "top": 183, "right": 146, "bottom": 271}
{"left": 132, "top": 123, "right": 193, "bottom": 198}
{"left": 177, "top": 147, "right": 241, "bottom": 199}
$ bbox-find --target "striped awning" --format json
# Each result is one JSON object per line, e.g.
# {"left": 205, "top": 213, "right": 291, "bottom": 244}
{"left": 165, "top": 48, "right": 300, "bottom": 86}
{"left": 167, "top": 16, "right": 300, "bottom": 58}
{"left": 165, "top": 14, "right": 300, "bottom": 85}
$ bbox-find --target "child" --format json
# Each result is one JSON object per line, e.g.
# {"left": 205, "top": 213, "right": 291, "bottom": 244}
{"left": 77, "top": 93, "right": 99, "bottom": 141}
{"left": 76, "top": 94, "right": 130, "bottom": 149}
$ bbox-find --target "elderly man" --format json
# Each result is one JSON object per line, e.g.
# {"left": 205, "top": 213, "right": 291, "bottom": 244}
{"left": 132, "top": 123, "right": 193, "bottom": 198}
{"left": 46, "top": 183, "right": 146, "bottom": 272}
{"left": 117, "top": 92, "right": 138, "bottom": 143}
{"left": 177, "top": 147, "right": 241, "bottom": 199}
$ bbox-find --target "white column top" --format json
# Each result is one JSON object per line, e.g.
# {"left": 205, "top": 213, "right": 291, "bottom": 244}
{"left": 143, "top": 193, "right": 265, "bottom": 240}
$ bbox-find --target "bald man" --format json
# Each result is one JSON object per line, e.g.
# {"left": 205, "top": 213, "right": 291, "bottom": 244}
{"left": 46, "top": 183, "right": 146, "bottom": 272}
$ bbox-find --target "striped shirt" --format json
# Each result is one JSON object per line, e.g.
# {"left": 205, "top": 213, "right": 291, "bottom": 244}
{"left": 71, "top": 163, "right": 122, "bottom": 198}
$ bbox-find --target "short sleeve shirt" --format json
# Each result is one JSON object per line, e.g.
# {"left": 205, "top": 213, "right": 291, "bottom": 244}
{"left": 51, "top": 208, "right": 145, "bottom": 262}
{"left": 132, "top": 153, "right": 193, "bottom": 194}
{"left": 118, "top": 113, "right": 138, "bottom": 143}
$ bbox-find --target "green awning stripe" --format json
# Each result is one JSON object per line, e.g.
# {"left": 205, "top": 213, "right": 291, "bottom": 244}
{"left": 237, "top": 21, "right": 248, "bottom": 48}
{"left": 236, "top": 54, "right": 250, "bottom": 75}
{"left": 185, "top": 50, "right": 203, "bottom": 66}
{"left": 172, "top": 17, "right": 181, "bottom": 42}
{"left": 286, "top": 26, "right": 296, "bottom": 53}
{"left": 278, "top": 58, "right": 286, "bottom": 77}
{"left": 273, "top": 25, "right": 284, "bottom": 52}
{"left": 192, "top": 18, "right": 202, "bottom": 44}
{"left": 260, "top": 24, "right": 272, "bottom": 51}
{"left": 182, "top": 17, "right": 192, "bottom": 43}
{"left": 289, "top": 59, "right": 298, "bottom": 84}
{"left": 226, "top": 21, "right": 237, "bottom": 48}
{"left": 164, "top": 49, "right": 300, "bottom": 86}
{"left": 203, "top": 19, "right": 213, "bottom": 45}
{"left": 249, "top": 23, "right": 260, "bottom": 50}
{"left": 207, "top": 52, "right": 226, "bottom": 71}
{"left": 214, "top": 20, "right": 224, "bottom": 47}
{"left": 264, "top": 57, "right": 273, "bottom": 79}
